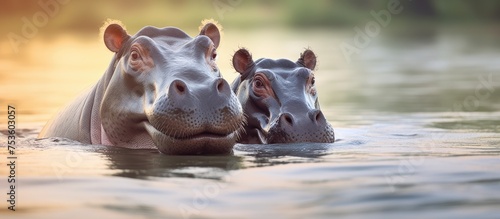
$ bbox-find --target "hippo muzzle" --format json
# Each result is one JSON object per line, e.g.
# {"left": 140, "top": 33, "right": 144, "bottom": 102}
{"left": 231, "top": 48, "right": 335, "bottom": 144}
{"left": 145, "top": 77, "right": 244, "bottom": 154}
{"left": 266, "top": 103, "right": 334, "bottom": 144}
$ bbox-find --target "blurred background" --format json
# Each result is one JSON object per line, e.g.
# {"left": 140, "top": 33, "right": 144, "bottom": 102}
{"left": 2, "top": 0, "right": 500, "bottom": 32}
{"left": 1, "top": 0, "right": 500, "bottom": 127}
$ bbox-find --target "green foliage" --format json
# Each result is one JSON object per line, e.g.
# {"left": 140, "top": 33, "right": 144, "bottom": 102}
{"left": 432, "top": 0, "right": 500, "bottom": 20}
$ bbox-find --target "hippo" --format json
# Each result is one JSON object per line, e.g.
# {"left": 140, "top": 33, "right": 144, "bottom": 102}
{"left": 39, "top": 20, "right": 244, "bottom": 155}
{"left": 230, "top": 48, "right": 334, "bottom": 144}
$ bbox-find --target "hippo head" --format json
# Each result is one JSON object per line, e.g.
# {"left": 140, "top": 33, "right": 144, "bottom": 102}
{"left": 231, "top": 48, "right": 334, "bottom": 144}
{"left": 99, "top": 21, "right": 244, "bottom": 155}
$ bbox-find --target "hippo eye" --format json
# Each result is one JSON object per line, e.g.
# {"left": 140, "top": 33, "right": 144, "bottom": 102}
{"left": 130, "top": 50, "right": 140, "bottom": 60}
{"left": 254, "top": 79, "right": 264, "bottom": 88}
{"left": 308, "top": 76, "right": 317, "bottom": 96}
{"left": 252, "top": 73, "right": 273, "bottom": 98}
{"left": 211, "top": 50, "right": 217, "bottom": 60}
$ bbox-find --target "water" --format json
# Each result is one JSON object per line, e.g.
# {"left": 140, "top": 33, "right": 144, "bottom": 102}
{"left": 1, "top": 26, "right": 500, "bottom": 218}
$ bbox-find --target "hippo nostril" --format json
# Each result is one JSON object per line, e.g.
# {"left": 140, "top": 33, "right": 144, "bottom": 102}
{"left": 214, "top": 78, "right": 231, "bottom": 96}
{"left": 176, "top": 84, "right": 185, "bottom": 93}
{"left": 170, "top": 80, "right": 187, "bottom": 96}
{"left": 310, "top": 110, "right": 325, "bottom": 124}
{"left": 175, "top": 82, "right": 186, "bottom": 94}
{"left": 216, "top": 79, "right": 224, "bottom": 93}
{"left": 280, "top": 113, "right": 294, "bottom": 126}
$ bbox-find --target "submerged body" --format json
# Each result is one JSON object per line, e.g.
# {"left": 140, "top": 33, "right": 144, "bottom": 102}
{"left": 231, "top": 48, "right": 335, "bottom": 144}
{"left": 39, "top": 21, "right": 244, "bottom": 155}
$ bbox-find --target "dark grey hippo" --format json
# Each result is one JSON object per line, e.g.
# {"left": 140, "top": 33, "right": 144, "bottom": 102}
{"left": 231, "top": 48, "right": 334, "bottom": 144}
{"left": 39, "top": 20, "right": 244, "bottom": 155}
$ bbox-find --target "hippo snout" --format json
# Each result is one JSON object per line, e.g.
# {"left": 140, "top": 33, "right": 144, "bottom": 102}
{"left": 278, "top": 110, "right": 324, "bottom": 127}
{"left": 169, "top": 78, "right": 231, "bottom": 99}
{"left": 268, "top": 110, "right": 335, "bottom": 144}
{"left": 166, "top": 78, "right": 234, "bottom": 111}
{"left": 146, "top": 78, "right": 244, "bottom": 154}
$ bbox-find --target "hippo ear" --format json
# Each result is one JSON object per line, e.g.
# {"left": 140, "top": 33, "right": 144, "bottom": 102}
{"left": 199, "top": 22, "right": 221, "bottom": 48}
{"left": 297, "top": 49, "right": 317, "bottom": 70}
{"left": 232, "top": 48, "right": 254, "bottom": 74}
{"left": 103, "top": 23, "right": 130, "bottom": 53}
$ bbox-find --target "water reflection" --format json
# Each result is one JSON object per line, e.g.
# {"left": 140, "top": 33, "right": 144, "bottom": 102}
{"left": 104, "top": 148, "right": 244, "bottom": 180}
{"left": 12, "top": 136, "right": 346, "bottom": 181}
{"left": 234, "top": 143, "right": 334, "bottom": 158}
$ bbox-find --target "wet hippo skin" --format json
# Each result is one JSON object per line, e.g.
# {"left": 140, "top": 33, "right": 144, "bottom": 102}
{"left": 231, "top": 48, "right": 335, "bottom": 144}
{"left": 39, "top": 20, "right": 244, "bottom": 155}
